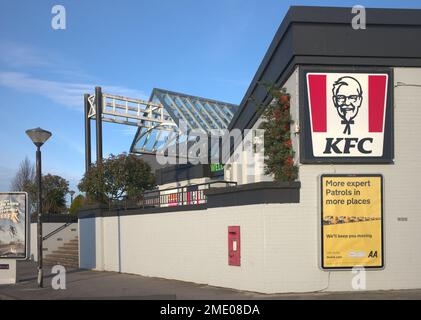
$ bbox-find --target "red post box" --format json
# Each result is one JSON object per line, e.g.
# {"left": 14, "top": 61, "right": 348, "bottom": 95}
{"left": 228, "top": 226, "right": 241, "bottom": 266}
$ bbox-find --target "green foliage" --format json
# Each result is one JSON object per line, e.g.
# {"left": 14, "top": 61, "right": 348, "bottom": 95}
{"left": 78, "top": 153, "right": 156, "bottom": 204}
{"left": 42, "top": 174, "right": 70, "bottom": 214}
{"left": 69, "top": 194, "right": 85, "bottom": 215}
{"left": 258, "top": 84, "right": 299, "bottom": 182}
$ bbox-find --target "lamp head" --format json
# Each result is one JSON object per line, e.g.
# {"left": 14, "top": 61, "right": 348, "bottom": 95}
{"left": 26, "top": 127, "right": 52, "bottom": 147}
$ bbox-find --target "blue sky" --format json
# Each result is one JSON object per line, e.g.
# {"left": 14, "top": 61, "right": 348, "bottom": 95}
{"left": 1, "top": 0, "right": 420, "bottom": 198}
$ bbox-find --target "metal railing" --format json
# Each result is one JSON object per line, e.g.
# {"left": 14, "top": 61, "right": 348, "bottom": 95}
{"left": 42, "top": 222, "right": 74, "bottom": 241}
{"left": 130, "top": 180, "right": 237, "bottom": 209}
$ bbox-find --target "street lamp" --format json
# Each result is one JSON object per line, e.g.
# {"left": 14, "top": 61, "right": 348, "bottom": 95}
{"left": 69, "top": 190, "right": 75, "bottom": 205}
{"left": 26, "top": 127, "right": 52, "bottom": 288}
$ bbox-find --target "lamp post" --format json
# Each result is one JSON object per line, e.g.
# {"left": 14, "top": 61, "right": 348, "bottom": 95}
{"left": 69, "top": 190, "right": 75, "bottom": 205}
{"left": 26, "top": 127, "right": 52, "bottom": 288}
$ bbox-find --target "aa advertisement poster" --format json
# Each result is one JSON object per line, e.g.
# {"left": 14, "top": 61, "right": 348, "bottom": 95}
{"left": 0, "top": 193, "right": 28, "bottom": 259}
{"left": 321, "top": 175, "right": 383, "bottom": 269}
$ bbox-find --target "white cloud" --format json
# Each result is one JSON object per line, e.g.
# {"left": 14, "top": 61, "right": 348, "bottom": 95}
{"left": 0, "top": 71, "right": 147, "bottom": 111}
{"left": 0, "top": 40, "right": 91, "bottom": 80}
{"left": 0, "top": 71, "right": 91, "bottom": 110}
{"left": 0, "top": 40, "right": 52, "bottom": 68}
{"left": 0, "top": 41, "right": 148, "bottom": 111}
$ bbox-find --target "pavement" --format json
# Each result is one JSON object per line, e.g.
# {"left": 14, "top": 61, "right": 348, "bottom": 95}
{"left": 1, "top": 261, "right": 421, "bottom": 300}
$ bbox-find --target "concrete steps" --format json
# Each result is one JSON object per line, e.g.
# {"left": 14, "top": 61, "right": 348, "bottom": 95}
{"left": 44, "top": 237, "right": 79, "bottom": 268}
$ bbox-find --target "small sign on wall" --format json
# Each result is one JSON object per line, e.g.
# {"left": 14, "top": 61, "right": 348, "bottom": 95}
{"left": 321, "top": 175, "right": 384, "bottom": 270}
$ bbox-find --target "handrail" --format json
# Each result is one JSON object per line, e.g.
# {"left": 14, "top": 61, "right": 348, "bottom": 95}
{"left": 42, "top": 222, "right": 74, "bottom": 241}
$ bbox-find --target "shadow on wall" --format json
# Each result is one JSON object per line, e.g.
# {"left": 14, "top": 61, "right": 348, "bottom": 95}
{"left": 79, "top": 218, "right": 96, "bottom": 269}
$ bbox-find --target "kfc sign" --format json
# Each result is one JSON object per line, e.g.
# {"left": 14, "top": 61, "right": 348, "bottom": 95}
{"left": 300, "top": 69, "right": 393, "bottom": 163}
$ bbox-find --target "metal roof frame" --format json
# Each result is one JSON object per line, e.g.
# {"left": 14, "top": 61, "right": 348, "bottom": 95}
{"left": 130, "top": 88, "right": 238, "bottom": 155}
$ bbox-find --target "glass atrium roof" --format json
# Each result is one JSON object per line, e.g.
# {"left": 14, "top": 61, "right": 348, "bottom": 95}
{"left": 130, "top": 89, "right": 238, "bottom": 155}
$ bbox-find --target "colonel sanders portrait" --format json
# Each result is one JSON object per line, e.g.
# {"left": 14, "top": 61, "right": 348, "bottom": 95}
{"left": 332, "top": 76, "right": 363, "bottom": 135}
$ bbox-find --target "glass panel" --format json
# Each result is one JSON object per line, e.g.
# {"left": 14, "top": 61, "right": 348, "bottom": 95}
{"left": 209, "top": 102, "right": 230, "bottom": 124}
{"left": 181, "top": 97, "right": 207, "bottom": 129}
{"left": 192, "top": 100, "right": 217, "bottom": 129}
{"left": 172, "top": 96, "right": 198, "bottom": 129}
{"left": 203, "top": 102, "right": 225, "bottom": 128}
